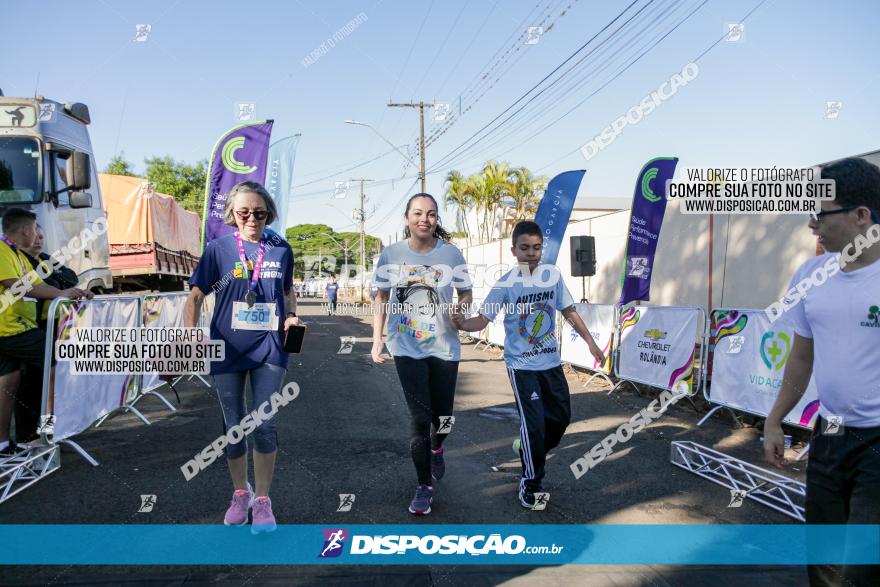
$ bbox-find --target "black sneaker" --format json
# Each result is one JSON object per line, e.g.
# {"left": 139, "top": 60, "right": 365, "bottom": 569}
{"left": 431, "top": 447, "right": 445, "bottom": 480}
{"left": 0, "top": 442, "right": 22, "bottom": 458}
{"left": 519, "top": 486, "right": 547, "bottom": 510}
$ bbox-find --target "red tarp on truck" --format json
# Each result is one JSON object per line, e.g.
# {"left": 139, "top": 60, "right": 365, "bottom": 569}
{"left": 99, "top": 174, "right": 202, "bottom": 277}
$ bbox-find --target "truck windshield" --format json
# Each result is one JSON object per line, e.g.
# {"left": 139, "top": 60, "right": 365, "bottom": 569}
{"left": 0, "top": 137, "right": 41, "bottom": 204}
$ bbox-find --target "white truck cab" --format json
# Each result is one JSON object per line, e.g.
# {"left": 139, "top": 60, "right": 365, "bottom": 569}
{"left": 0, "top": 93, "right": 111, "bottom": 291}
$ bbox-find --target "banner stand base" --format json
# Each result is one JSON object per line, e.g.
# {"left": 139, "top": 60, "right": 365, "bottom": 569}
{"left": 670, "top": 440, "right": 806, "bottom": 521}
{"left": 0, "top": 444, "right": 60, "bottom": 505}
{"left": 608, "top": 378, "right": 641, "bottom": 396}
{"left": 57, "top": 438, "right": 99, "bottom": 467}
{"left": 697, "top": 405, "right": 726, "bottom": 426}
{"left": 175, "top": 373, "right": 212, "bottom": 388}
{"left": 583, "top": 371, "right": 614, "bottom": 389}
{"left": 561, "top": 363, "right": 613, "bottom": 390}
{"left": 697, "top": 405, "right": 747, "bottom": 428}
{"left": 94, "top": 403, "right": 152, "bottom": 428}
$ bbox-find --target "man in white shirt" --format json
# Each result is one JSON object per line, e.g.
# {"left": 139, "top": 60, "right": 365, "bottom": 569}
{"left": 764, "top": 157, "right": 880, "bottom": 587}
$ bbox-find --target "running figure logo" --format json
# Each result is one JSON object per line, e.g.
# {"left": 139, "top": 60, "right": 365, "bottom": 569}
{"left": 533, "top": 492, "right": 550, "bottom": 510}
{"left": 436, "top": 416, "right": 455, "bottom": 435}
{"left": 134, "top": 24, "right": 151, "bottom": 42}
{"left": 337, "top": 494, "right": 355, "bottom": 512}
{"left": 38, "top": 103, "right": 56, "bottom": 122}
{"left": 627, "top": 257, "right": 649, "bottom": 278}
{"left": 823, "top": 415, "right": 844, "bottom": 436}
{"left": 138, "top": 494, "right": 156, "bottom": 513}
{"left": 338, "top": 336, "right": 355, "bottom": 354}
{"left": 727, "top": 489, "right": 746, "bottom": 508}
{"left": 319, "top": 528, "right": 348, "bottom": 558}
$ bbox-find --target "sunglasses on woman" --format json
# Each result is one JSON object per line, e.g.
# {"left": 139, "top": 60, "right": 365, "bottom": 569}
{"left": 235, "top": 209, "right": 269, "bottom": 221}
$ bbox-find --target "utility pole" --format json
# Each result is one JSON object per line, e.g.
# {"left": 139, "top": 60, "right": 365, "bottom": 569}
{"left": 387, "top": 101, "right": 436, "bottom": 193}
{"left": 350, "top": 178, "right": 373, "bottom": 302}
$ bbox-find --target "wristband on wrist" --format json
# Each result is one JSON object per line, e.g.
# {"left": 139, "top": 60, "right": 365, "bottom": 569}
{"left": 286, "top": 311, "right": 297, "bottom": 318}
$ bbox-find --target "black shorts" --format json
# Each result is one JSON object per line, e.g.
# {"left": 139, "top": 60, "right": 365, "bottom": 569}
{"left": 0, "top": 327, "right": 48, "bottom": 376}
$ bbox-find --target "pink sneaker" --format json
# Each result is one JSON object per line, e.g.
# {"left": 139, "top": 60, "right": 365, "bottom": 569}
{"left": 223, "top": 483, "right": 253, "bottom": 526}
{"left": 251, "top": 496, "right": 277, "bottom": 534}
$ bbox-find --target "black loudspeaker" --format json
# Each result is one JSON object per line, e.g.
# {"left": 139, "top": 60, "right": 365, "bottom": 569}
{"left": 570, "top": 236, "right": 596, "bottom": 277}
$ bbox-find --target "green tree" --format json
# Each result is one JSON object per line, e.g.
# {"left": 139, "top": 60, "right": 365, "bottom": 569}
{"left": 104, "top": 153, "right": 136, "bottom": 176}
{"left": 444, "top": 170, "right": 472, "bottom": 235}
{"left": 284, "top": 224, "right": 383, "bottom": 279}
{"left": 507, "top": 166, "right": 548, "bottom": 236}
{"left": 443, "top": 160, "right": 546, "bottom": 243}
{"left": 144, "top": 156, "right": 208, "bottom": 214}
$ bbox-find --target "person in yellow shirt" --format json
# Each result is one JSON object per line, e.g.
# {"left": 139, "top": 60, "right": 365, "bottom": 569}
{"left": 22, "top": 224, "right": 79, "bottom": 329}
{"left": 0, "top": 208, "right": 91, "bottom": 454}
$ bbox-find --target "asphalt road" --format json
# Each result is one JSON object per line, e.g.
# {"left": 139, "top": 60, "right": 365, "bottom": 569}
{"left": 0, "top": 298, "right": 811, "bottom": 585}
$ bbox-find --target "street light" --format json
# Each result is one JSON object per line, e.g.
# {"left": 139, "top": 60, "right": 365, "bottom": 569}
{"left": 344, "top": 119, "right": 422, "bottom": 185}
{"left": 325, "top": 233, "right": 354, "bottom": 282}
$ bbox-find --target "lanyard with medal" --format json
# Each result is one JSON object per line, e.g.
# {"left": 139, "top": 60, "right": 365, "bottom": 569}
{"left": 236, "top": 231, "right": 265, "bottom": 307}
{"left": 231, "top": 231, "right": 279, "bottom": 331}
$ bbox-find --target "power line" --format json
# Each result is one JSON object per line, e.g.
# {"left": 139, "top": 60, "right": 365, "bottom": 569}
{"left": 533, "top": 0, "right": 771, "bottom": 172}
{"left": 417, "top": 0, "right": 575, "bottom": 152}
{"left": 427, "top": 0, "right": 644, "bottom": 171}
{"left": 412, "top": 0, "right": 472, "bottom": 96}
{"left": 295, "top": 144, "right": 404, "bottom": 180}
{"left": 292, "top": 145, "right": 406, "bottom": 188}
{"left": 437, "top": 0, "right": 692, "bottom": 171}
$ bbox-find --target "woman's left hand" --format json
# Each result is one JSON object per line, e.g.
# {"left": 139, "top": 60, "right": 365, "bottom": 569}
{"left": 284, "top": 316, "right": 304, "bottom": 330}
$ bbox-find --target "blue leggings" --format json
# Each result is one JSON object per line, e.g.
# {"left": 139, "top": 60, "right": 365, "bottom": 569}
{"left": 213, "top": 363, "right": 286, "bottom": 459}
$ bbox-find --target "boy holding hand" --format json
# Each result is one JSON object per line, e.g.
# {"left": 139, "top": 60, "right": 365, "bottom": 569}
{"left": 451, "top": 221, "right": 605, "bottom": 509}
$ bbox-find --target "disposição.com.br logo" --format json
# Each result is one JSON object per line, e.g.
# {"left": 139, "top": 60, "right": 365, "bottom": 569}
{"left": 317, "top": 528, "right": 563, "bottom": 558}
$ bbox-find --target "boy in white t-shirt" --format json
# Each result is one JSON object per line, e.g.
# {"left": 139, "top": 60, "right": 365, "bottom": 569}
{"left": 764, "top": 157, "right": 880, "bottom": 587}
{"left": 451, "top": 221, "right": 605, "bottom": 509}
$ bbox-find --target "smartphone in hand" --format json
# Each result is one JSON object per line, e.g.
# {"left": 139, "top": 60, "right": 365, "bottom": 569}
{"left": 284, "top": 325, "right": 307, "bottom": 354}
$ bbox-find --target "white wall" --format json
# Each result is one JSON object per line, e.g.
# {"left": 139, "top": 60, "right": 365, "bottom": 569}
{"left": 460, "top": 203, "right": 818, "bottom": 312}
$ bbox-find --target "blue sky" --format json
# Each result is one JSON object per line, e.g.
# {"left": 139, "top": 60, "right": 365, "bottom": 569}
{"left": 3, "top": 0, "right": 878, "bottom": 242}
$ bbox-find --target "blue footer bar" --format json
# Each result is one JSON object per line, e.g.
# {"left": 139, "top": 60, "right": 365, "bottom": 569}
{"left": 2, "top": 525, "right": 879, "bottom": 565}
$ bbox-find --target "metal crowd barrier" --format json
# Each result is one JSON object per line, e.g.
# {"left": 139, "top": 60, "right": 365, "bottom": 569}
{"left": 609, "top": 304, "right": 709, "bottom": 399}
{"left": 0, "top": 291, "right": 204, "bottom": 504}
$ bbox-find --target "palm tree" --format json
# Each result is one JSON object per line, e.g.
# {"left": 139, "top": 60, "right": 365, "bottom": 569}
{"left": 481, "top": 160, "right": 514, "bottom": 240}
{"left": 444, "top": 170, "right": 472, "bottom": 236}
{"left": 464, "top": 174, "right": 490, "bottom": 243}
{"left": 442, "top": 161, "right": 546, "bottom": 243}
{"left": 508, "top": 166, "right": 549, "bottom": 235}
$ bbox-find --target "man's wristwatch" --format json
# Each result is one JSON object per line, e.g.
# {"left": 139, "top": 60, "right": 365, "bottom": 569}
{"left": 286, "top": 312, "right": 297, "bottom": 318}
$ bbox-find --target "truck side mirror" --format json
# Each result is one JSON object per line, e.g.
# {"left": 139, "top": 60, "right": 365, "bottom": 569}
{"left": 67, "top": 151, "right": 92, "bottom": 191}
{"left": 69, "top": 191, "right": 93, "bottom": 209}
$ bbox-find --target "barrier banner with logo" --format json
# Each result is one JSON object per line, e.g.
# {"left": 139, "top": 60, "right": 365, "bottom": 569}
{"left": 202, "top": 120, "right": 274, "bottom": 248}
{"left": 141, "top": 293, "right": 189, "bottom": 394}
{"left": 618, "top": 157, "right": 679, "bottom": 305}
{"left": 560, "top": 303, "right": 614, "bottom": 373}
{"left": 616, "top": 305, "right": 698, "bottom": 394}
{"left": 52, "top": 298, "right": 141, "bottom": 440}
{"left": 709, "top": 309, "right": 820, "bottom": 429}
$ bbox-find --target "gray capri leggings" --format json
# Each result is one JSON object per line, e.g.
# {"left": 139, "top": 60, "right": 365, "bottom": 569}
{"left": 213, "top": 363, "right": 286, "bottom": 459}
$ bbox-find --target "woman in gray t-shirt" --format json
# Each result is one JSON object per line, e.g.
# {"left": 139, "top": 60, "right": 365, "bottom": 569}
{"left": 371, "top": 193, "right": 472, "bottom": 515}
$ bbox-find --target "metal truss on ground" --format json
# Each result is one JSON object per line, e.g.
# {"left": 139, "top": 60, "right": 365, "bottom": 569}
{"left": 0, "top": 445, "right": 60, "bottom": 505}
{"left": 670, "top": 440, "right": 806, "bottom": 522}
